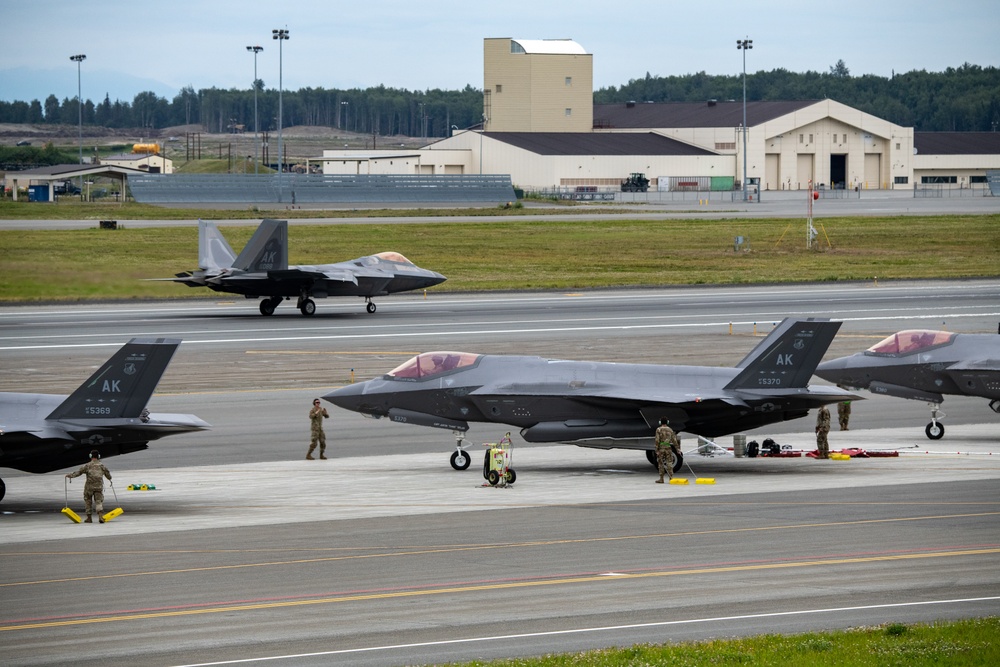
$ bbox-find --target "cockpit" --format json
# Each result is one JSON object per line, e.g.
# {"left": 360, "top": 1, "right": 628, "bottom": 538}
{"left": 865, "top": 330, "right": 956, "bottom": 356}
{"left": 387, "top": 351, "right": 482, "bottom": 380}
{"left": 373, "top": 251, "right": 415, "bottom": 265}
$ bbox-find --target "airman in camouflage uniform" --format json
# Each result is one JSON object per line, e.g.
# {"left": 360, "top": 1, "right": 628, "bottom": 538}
{"left": 838, "top": 400, "right": 851, "bottom": 430}
{"left": 65, "top": 450, "right": 112, "bottom": 523}
{"left": 307, "top": 398, "right": 329, "bottom": 460}
{"left": 815, "top": 405, "right": 831, "bottom": 459}
{"left": 654, "top": 417, "right": 680, "bottom": 483}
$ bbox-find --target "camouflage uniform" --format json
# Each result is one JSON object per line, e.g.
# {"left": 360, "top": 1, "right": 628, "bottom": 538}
{"left": 66, "top": 459, "right": 112, "bottom": 521}
{"left": 654, "top": 423, "right": 679, "bottom": 483}
{"left": 307, "top": 403, "right": 329, "bottom": 460}
{"left": 815, "top": 405, "right": 831, "bottom": 459}
{"left": 838, "top": 400, "right": 851, "bottom": 430}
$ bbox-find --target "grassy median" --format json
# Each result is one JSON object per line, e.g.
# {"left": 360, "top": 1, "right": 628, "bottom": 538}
{"left": 0, "top": 214, "right": 997, "bottom": 302}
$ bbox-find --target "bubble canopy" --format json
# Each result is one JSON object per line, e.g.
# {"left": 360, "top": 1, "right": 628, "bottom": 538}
{"left": 865, "top": 330, "right": 956, "bottom": 356}
{"left": 387, "top": 351, "right": 482, "bottom": 380}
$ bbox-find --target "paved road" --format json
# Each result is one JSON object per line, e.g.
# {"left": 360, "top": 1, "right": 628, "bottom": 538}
{"left": 1, "top": 188, "right": 997, "bottom": 230}
{"left": 2, "top": 281, "right": 999, "bottom": 665}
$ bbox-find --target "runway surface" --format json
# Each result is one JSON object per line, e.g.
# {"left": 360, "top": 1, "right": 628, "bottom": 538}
{"left": 2, "top": 281, "right": 999, "bottom": 665}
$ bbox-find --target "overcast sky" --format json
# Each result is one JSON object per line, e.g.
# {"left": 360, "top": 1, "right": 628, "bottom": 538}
{"left": 2, "top": 0, "right": 998, "bottom": 104}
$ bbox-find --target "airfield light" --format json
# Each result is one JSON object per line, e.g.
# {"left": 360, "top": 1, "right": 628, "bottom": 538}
{"left": 737, "top": 38, "right": 752, "bottom": 202}
{"left": 272, "top": 28, "right": 289, "bottom": 200}
{"left": 246, "top": 45, "right": 264, "bottom": 175}
{"left": 70, "top": 54, "right": 86, "bottom": 197}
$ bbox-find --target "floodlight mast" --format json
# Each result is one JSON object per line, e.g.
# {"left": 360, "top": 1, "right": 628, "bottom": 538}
{"left": 246, "top": 45, "right": 263, "bottom": 175}
{"left": 70, "top": 54, "right": 86, "bottom": 197}
{"left": 737, "top": 38, "right": 752, "bottom": 202}
{"left": 272, "top": 28, "right": 289, "bottom": 200}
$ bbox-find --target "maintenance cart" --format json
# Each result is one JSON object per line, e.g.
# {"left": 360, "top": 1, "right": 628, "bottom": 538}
{"left": 482, "top": 432, "right": 516, "bottom": 487}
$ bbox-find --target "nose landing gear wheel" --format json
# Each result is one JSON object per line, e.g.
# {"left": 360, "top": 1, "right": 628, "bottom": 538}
{"left": 925, "top": 421, "right": 945, "bottom": 439}
{"left": 450, "top": 449, "right": 471, "bottom": 470}
{"left": 366, "top": 300, "right": 377, "bottom": 314}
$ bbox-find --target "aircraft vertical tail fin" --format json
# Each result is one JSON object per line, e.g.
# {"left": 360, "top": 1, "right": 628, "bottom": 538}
{"left": 198, "top": 219, "right": 238, "bottom": 270}
{"left": 725, "top": 318, "right": 842, "bottom": 390}
{"left": 46, "top": 338, "right": 181, "bottom": 421}
{"left": 231, "top": 219, "right": 288, "bottom": 272}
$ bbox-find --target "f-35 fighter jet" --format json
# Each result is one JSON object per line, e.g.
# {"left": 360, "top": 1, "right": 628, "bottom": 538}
{"left": 165, "top": 219, "right": 446, "bottom": 316}
{"left": 0, "top": 338, "right": 209, "bottom": 502}
{"left": 816, "top": 328, "right": 1000, "bottom": 439}
{"left": 325, "top": 318, "right": 857, "bottom": 470}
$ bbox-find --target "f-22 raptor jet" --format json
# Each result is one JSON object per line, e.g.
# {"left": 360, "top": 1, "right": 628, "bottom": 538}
{"left": 816, "top": 328, "right": 1000, "bottom": 439}
{"left": 0, "top": 338, "right": 209, "bottom": 502}
{"left": 165, "top": 219, "right": 446, "bottom": 316}
{"left": 325, "top": 318, "right": 858, "bottom": 470}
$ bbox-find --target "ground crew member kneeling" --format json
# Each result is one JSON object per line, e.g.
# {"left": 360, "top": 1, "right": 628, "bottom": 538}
{"left": 65, "top": 450, "right": 112, "bottom": 523}
{"left": 654, "top": 417, "right": 680, "bottom": 483}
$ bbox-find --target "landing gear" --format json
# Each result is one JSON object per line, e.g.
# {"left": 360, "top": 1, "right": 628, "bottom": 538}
{"left": 645, "top": 448, "right": 684, "bottom": 473}
{"left": 366, "top": 299, "right": 377, "bottom": 314}
{"left": 450, "top": 431, "right": 471, "bottom": 470}
{"left": 0, "top": 477, "right": 5, "bottom": 502}
{"left": 297, "top": 296, "right": 316, "bottom": 317}
{"left": 925, "top": 405, "right": 946, "bottom": 440}
{"left": 259, "top": 296, "right": 282, "bottom": 316}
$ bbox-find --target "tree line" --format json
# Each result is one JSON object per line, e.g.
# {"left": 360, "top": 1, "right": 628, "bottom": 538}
{"left": 1, "top": 62, "right": 997, "bottom": 135}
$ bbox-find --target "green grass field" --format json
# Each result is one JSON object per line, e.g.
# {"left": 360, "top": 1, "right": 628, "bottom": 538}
{"left": 0, "top": 214, "right": 997, "bottom": 302}
{"left": 443, "top": 618, "right": 1000, "bottom": 666}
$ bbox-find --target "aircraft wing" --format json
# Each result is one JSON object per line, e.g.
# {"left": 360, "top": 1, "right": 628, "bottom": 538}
{"left": 267, "top": 267, "right": 359, "bottom": 286}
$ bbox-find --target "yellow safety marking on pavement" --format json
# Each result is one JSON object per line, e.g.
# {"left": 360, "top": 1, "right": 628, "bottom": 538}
{"left": 245, "top": 350, "right": 419, "bottom": 356}
{"left": 3, "top": 511, "right": 998, "bottom": 589}
{"left": 2, "top": 547, "right": 998, "bottom": 632}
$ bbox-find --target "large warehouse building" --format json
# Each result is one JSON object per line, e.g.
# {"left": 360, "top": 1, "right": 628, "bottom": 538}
{"left": 322, "top": 38, "right": 1000, "bottom": 193}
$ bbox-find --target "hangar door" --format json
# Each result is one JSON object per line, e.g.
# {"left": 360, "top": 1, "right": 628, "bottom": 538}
{"left": 796, "top": 154, "right": 814, "bottom": 189}
{"left": 864, "top": 154, "right": 881, "bottom": 189}
{"left": 830, "top": 154, "right": 846, "bottom": 189}
{"left": 765, "top": 154, "right": 779, "bottom": 190}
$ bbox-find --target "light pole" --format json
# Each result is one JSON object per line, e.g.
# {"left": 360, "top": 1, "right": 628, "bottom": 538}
{"left": 70, "top": 54, "right": 86, "bottom": 197}
{"left": 272, "top": 28, "right": 289, "bottom": 200}
{"left": 340, "top": 100, "right": 348, "bottom": 131}
{"left": 246, "top": 45, "right": 263, "bottom": 175}
{"left": 737, "top": 38, "right": 752, "bottom": 201}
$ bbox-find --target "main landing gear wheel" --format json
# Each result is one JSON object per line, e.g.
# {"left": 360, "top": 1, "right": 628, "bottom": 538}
{"left": 259, "top": 297, "right": 280, "bottom": 316}
{"left": 366, "top": 300, "right": 377, "bottom": 314}
{"left": 925, "top": 421, "right": 945, "bottom": 439}
{"left": 450, "top": 449, "right": 471, "bottom": 470}
{"left": 299, "top": 298, "right": 316, "bottom": 316}
{"left": 645, "top": 449, "right": 684, "bottom": 473}
{"left": 0, "top": 477, "right": 5, "bottom": 502}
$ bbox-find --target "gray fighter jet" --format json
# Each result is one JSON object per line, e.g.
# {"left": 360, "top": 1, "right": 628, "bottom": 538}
{"left": 325, "top": 318, "right": 858, "bottom": 470}
{"left": 815, "top": 328, "right": 1000, "bottom": 439}
{"left": 0, "top": 338, "right": 209, "bottom": 502}
{"left": 164, "top": 219, "right": 446, "bottom": 316}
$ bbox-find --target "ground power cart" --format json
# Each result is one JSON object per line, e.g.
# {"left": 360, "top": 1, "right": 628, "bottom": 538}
{"left": 483, "top": 432, "right": 516, "bottom": 487}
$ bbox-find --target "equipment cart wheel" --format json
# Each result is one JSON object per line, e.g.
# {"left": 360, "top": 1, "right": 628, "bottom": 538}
{"left": 487, "top": 470, "right": 500, "bottom": 486}
{"left": 450, "top": 449, "right": 471, "bottom": 470}
{"left": 504, "top": 469, "right": 516, "bottom": 485}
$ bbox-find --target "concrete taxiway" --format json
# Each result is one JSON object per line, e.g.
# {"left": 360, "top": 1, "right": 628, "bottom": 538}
{"left": 5, "top": 422, "right": 997, "bottom": 545}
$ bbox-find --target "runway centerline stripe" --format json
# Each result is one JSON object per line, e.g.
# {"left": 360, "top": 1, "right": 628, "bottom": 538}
{"left": 1, "top": 549, "right": 997, "bottom": 632}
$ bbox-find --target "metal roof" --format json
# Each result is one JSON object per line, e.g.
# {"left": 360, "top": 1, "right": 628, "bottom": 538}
{"left": 914, "top": 132, "right": 1000, "bottom": 155}
{"left": 510, "top": 39, "right": 588, "bottom": 55}
{"left": 486, "top": 132, "right": 715, "bottom": 156}
{"left": 594, "top": 100, "right": 818, "bottom": 129}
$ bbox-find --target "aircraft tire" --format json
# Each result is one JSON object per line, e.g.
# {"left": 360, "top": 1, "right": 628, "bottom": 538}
{"left": 487, "top": 470, "right": 500, "bottom": 486}
{"left": 366, "top": 301, "right": 377, "bottom": 314}
{"left": 504, "top": 469, "right": 516, "bottom": 484}
{"left": 925, "top": 421, "right": 945, "bottom": 440}
{"left": 0, "top": 477, "right": 5, "bottom": 502}
{"left": 644, "top": 449, "right": 683, "bottom": 473}
{"left": 450, "top": 450, "right": 471, "bottom": 470}
{"left": 300, "top": 299, "right": 316, "bottom": 316}
{"left": 259, "top": 299, "right": 277, "bottom": 316}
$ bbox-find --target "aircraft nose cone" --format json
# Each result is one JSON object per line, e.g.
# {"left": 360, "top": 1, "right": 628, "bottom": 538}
{"left": 815, "top": 356, "right": 850, "bottom": 383}
{"left": 323, "top": 382, "right": 367, "bottom": 412}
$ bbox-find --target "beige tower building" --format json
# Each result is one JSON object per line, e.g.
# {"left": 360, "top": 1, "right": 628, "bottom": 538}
{"left": 483, "top": 38, "right": 593, "bottom": 132}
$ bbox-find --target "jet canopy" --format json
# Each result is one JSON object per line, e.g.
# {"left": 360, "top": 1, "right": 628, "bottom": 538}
{"left": 865, "top": 330, "right": 956, "bottom": 357}
{"left": 371, "top": 251, "right": 415, "bottom": 265}
{"left": 387, "top": 351, "right": 482, "bottom": 380}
